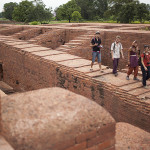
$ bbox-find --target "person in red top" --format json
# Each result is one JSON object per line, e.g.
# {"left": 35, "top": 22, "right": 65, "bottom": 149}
{"left": 141, "top": 45, "right": 150, "bottom": 88}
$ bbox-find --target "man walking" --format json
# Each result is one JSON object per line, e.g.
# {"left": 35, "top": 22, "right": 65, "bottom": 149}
{"left": 111, "top": 35, "right": 124, "bottom": 76}
{"left": 90, "top": 31, "right": 102, "bottom": 71}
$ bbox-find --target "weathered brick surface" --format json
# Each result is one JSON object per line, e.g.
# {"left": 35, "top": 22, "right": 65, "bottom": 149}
{"left": 0, "top": 26, "right": 30, "bottom": 36}
{"left": 1, "top": 88, "right": 115, "bottom": 150}
{"left": 116, "top": 122, "right": 150, "bottom": 150}
{"left": 66, "top": 142, "right": 87, "bottom": 150}
{"left": 0, "top": 136, "right": 14, "bottom": 150}
{"left": 0, "top": 38, "right": 150, "bottom": 133}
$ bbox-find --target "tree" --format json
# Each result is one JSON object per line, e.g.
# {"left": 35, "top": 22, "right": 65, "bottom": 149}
{"left": 75, "top": 0, "right": 108, "bottom": 20}
{"left": 136, "top": 3, "right": 149, "bottom": 23}
{"left": 72, "top": 11, "right": 82, "bottom": 21}
{"left": 3, "top": 2, "right": 18, "bottom": 20}
{"left": 118, "top": 2, "right": 136, "bottom": 23}
{"left": 12, "top": 0, "right": 52, "bottom": 22}
{"left": 55, "top": 0, "right": 81, "bottom": 23}
{"left": 12, "top": 0, "right": 34, "bottom": 22}
{"left": 107, "top": 0, "right": 139, "bottom": 23}
{"left": 32, "top": 0, "right": 52, "bottom": 22}
{"left": 0, "top": 12, "right": 3, "bottom": 18}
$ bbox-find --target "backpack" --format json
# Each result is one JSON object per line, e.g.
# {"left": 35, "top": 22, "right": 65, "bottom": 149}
{"left": 110, "top": 42, "right": 121, "bottom": 56}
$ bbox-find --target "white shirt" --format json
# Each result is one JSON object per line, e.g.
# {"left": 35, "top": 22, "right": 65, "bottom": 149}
{"left": 111, "top": 42, "right": 123, "bottom": 58}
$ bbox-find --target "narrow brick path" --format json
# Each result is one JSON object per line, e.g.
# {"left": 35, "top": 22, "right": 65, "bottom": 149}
{"left": 0, "top": 34, "right": 150, "bottom": 106}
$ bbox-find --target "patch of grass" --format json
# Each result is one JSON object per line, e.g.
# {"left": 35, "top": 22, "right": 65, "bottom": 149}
{"left": 131, "top": 21, "right": 150, "bottom": 24}
{"left": 29, "top": 21, "right": 41, "bottom": 25}
{"left": 0, "top": 18, "right": 9, "bottom": 21}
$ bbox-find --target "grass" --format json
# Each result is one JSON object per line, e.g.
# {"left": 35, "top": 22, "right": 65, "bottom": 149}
{"left": 0, "top": 18, "right": 149, "bottom": 24}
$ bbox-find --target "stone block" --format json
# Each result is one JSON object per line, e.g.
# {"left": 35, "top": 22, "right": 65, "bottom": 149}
{"left": 1, "top": 87, "right": 115, "bottom": 150}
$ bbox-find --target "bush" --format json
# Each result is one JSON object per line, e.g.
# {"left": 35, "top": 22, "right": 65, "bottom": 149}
{"left": 41, "top": 21, "right": 49, "bottom": 24}
{"left": 29, "top": 21, "right": 41, "bottom": 25}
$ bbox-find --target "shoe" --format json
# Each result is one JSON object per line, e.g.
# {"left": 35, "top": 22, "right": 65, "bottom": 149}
{"left": 143, "top": 86, "right": 148, "bottom": 89}
{"left": 133, "top": 77, "right": 140, "bottom": 81}
{"left": 126, "top": 76, "right": 129, "bottom": 80}
{"left": 115, "top": 73, "right": 118, "bottom": 77}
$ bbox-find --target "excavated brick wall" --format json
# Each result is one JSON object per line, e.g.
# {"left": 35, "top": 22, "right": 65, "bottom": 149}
{"left": 69, "top": 31, "right": 150, "bottom": 69}
{"left": 0, "top": 42, "right": 149, "bottom": 133}
{"left": 33, "top": 29, "right": 86, "bottom": 49}
{"left": 13, "top": 28, "right": 86, "bottom": 49}
{"left": 1, "top": 88, "right": 116, "bottom": 150}
{"left": 0, "top": 26, "right": 30, "bottom": 36}
{"left": 12, "top": 28, "right": 51, "bottom": 40}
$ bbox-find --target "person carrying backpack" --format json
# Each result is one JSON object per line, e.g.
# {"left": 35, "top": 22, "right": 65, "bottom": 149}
{"left": 126, "top": 40, "right": 139, "bottom": 80}
{"left": 90, "top": 31, "right": 103, "bottom": 71}
{"left": 141, "top": 45, "right": 150, "bottom": 88}
{"left": 111, "top": 35, "right": 124, "bottom": 76}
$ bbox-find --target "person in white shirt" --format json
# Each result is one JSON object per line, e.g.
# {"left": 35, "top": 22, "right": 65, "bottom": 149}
{"left": 111, "top": 36, "right": 124, "bottom": 76}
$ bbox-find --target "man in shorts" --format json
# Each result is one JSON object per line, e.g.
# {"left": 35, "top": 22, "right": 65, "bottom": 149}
{"left": 90, "top": 31, "right": 103, "bottom": 71}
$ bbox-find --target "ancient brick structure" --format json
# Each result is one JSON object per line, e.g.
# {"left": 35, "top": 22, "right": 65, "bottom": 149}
{"left": 1, "top": 87, "right": 115, "bottom": 150}
{"left": 0, "top": 23, "right": 150, "bottom": 149}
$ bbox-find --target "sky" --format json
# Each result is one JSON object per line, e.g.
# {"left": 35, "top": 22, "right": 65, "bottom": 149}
{"left": 0, "top": 0, "right": 150, "bottom": 12}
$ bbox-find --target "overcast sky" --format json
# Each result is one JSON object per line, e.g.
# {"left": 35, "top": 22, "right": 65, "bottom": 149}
{"left": 0, "top": 0, "right": 150, "bottom": 12}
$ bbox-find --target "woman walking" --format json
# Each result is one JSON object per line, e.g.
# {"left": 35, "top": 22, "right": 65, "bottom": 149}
{"left": 126, "top": 41, "right": 139, "bottom": 80}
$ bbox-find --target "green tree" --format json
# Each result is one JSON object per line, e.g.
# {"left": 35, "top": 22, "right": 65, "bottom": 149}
{"left": 136, "top": 3, "right": 149, "bottom": 23}
{"left": 12, "top": 0, "right": 52, "bottom": 22}
{"left": 55, "top": 0, "right": 81, "bottom": 23}
{"left": 3, "top": 2, "right": 18, "bottom": 20}
{"left": 12, "top": 0, "right": 34, "bottom": 22}
{"left": 75, "top": 0, "right": 108, "bottom": 20}
{"left": 0, "top": 12, "right": 3, "bottom": 18}
{"left": 32, "top": 0, "right": 52, "bottom": 22}
{"left": 72, "top": 11, "right": 82, "bottom": 21}
{"left": 107, "top": 0, "right": 139, "bottom": 23}
{"left": 118, "top": 2, "right": 136, "bottom": 23}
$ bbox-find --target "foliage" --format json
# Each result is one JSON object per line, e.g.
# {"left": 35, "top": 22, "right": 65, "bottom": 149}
{"left": 12, "top": 0, "right": 52, "bottom": 22}
{"left": 29, "top": 21, "right": 41, "bottom": 25}
{"left": 3, "top": 2, "right": 18, "bottom": 20}
{"left": 71, "top": 11, "right": 81, "bottom": 21}
{"left": 32, "top": 0, "right": 53, "bottom": 22}
{"left": 12, "top": 0, "right": 34, "bottom": 22}
{"left": 75, "top": 0, "right": 108, "bottom": 20}
{"left": 136, "top": 3, "right": 150, "bottom": 23}
{"left": 106, "top": 0, "right": 150, "bottom": 23}
{"left": 0, "top": 12, "right": 3, "bottom": 18}
{"left": 117, "top": 2, "right": 136, "bottom": 23}
{"left": 2, "top": 0, "right": 150, "bottom": 24}
{"left": 55, "top": 0, "right": 81, "bottom": 23}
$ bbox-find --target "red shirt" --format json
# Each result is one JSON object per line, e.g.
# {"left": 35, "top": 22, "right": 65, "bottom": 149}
{"left": 141, "top": 53, "right": 150, "bottom": 67}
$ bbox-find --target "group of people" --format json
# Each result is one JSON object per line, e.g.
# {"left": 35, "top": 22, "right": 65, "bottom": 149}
{"left": 90, "top": 31, "right": 150, "bottom": 88}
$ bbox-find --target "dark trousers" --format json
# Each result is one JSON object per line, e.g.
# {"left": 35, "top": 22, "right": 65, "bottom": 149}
{"left": 113, "top": 58, "right": 119, "bottom": 74}
{"left": 141, "top": 65, "right": 150, "bottom": 86}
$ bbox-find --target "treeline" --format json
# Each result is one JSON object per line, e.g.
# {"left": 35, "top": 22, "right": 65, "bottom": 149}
{"left": 55, "top": 0, "right": 150, "bottom": 23}
{"left": 0, "top": 0, "right": 52, "bottom": 23}
{"left": 0, "top": 0, "right": 150, "bottom": 23}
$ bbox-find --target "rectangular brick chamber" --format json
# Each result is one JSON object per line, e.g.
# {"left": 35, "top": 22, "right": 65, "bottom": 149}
{"left": 0, "top": 40, "right": 150, "bottom": 133}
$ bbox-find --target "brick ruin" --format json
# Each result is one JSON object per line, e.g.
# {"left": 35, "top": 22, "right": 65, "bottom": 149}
{"left": 0, "top": 23, "right": 150, "bottom": 150}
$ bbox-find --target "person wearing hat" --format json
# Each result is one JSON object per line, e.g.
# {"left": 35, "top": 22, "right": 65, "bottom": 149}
{"left": 90, "top": 31, "right": 103, "bottom": 71}
{"left": 141, "top": 45, "right": 150, "bottom": 88}
{"left": 111, "top": 35, "right": 124, "bottom": 76}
